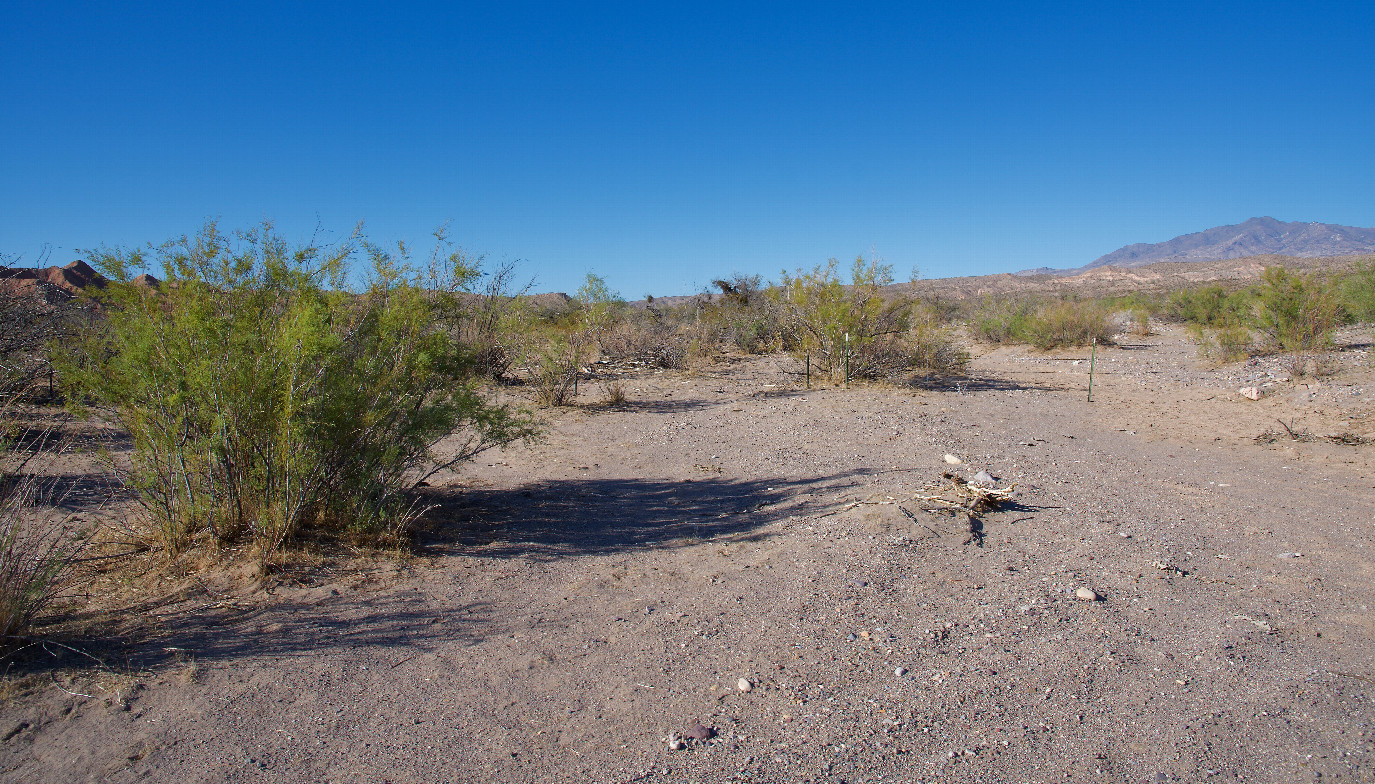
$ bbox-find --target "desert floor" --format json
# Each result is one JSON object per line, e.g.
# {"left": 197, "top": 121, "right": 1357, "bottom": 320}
{"left": 2, "top": 325, "right": 1373, "bottom": 784}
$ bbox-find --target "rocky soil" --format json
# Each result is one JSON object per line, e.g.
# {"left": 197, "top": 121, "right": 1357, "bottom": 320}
{"left": 2, "top": 325, "right": 1373, "bottom": 784}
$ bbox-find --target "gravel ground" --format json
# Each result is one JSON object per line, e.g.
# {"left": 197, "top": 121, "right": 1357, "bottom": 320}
{"left": 2, "top": 325, "right": 1373, "bottom": 784}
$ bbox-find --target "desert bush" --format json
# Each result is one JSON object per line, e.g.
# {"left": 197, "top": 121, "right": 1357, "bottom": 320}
{"left": 601, "top": 379, "right": 627, "bottom": 406}
{"left": 1253, "top": 267, "right": 1343, "bottom": 373}
{"left": 1129, "top": 308, "right": 1153, "bottom": 336}
{"left": 531, "top": 333, "right": 588, "bottom": 406}
{"left": 59, "top": 222, "right": 540, "bottom": 556}
{"left": 908, "top": 304, "right": 969, "bottom": 376}
{"left": 451, "top": 258, "right": 534, "bottom": 381}
{"left": 772, "top": 256, "right": 953, "bottom": 382}
{"left": 597, "top": 312, "right": 692, "bottom": 369}
{"left": 972, "top": 296, "right": 1036, "bottom": 344}
{"left": 0, "top": 472, "right": 84, "bottom": 640}
{"left": 1339, "top": 260, "right": 1375, "bottom": 324}
{"left": 1188, "top": 324, "right": 1253, "bottom": 364}
{"left": 1017, "top": 299, "right": 1115, "bottom": 350}
{"left": 1166, "top": 285, "right": 1253, "bottom": 327}
{"left": 707, "top": 274, "right": 786, "bottom": 354}
{"left": 574, "top": 273, "right": 626, "bottom": 348}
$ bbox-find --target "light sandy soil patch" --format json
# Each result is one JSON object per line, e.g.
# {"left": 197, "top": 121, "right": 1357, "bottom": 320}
{"left": 2, "top": 326, "right": 1373, "bottom": 783}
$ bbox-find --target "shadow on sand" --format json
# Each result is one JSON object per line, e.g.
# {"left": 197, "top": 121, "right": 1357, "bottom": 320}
{"left": 418, "top": 471, "right": 862, "bottom": 560}
{"left": 5, "top": 472, "right": 862, "bottom": 673}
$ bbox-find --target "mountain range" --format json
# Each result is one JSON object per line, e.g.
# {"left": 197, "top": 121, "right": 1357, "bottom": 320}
{"left": 1020, "top": 217, "right": 1375, "bottom": 276}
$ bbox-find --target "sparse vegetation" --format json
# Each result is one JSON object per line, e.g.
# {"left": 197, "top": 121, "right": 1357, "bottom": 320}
{"left": 973, "top": 296, "right": 1113, "bottom": 349}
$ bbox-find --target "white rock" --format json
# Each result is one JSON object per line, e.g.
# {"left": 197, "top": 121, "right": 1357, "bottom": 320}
{"left": 1075, "top": 587, "right": 1100, "bottom": 601}
{"left": 943, "top": 454, "right": 963, "bottom": 465}
{"left": 1239, "top": 386, "right": 1262, "bottom": 400}
{"left": 737, "top": 678, "right": 753, "bottom": 692}
{"left": 668, "top": 738, "right": 685, "bottom": 751}
{"left": 971, "top": 470, "right": 996, "bottom": 485}
{"left": 895, "top": 667, "right": 908, "bottom": 677}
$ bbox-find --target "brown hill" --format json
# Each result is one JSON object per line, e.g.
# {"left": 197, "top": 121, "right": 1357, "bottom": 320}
{"left": 0, "top": 260, "right": 109, "bottom": 305}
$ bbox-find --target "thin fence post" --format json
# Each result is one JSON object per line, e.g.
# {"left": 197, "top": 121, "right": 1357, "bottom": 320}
{"left": 805, "top": 353, "right": 810, "bottom": 389}
{"left": 844, "top": 333, "right": 850, "bottom": 387}
{"left": 1087, "top": 337, "right": 1097, "bottom": 403}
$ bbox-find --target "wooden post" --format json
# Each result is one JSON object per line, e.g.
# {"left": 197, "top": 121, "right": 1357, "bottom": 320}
{"left": 805, "top": 353, "right": 810, "bottom": 389}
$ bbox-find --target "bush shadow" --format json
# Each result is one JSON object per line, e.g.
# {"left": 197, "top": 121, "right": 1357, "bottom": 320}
{"left": 5, "top": 585, "right": 492, "bottom": 674}
{"left": 418, "top": 472, "right": 861, "bottom": 560}
{"left": 912, "top": 374, "right": 1071, "bottom": 393}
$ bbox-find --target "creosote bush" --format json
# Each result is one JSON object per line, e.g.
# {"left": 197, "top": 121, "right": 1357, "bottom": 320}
{"left": 1339, "top": 260, "right": 1375, "bottom": 324}
{"left": 772, "top": 257, "right": 963, "bottom": 382}
{"left": 59, "top": 222, "right": 539, "bottom": 558}
{"left": 1253, "top": 267, "right": 1343, "bottom": 376}
{"left": 973, "top": 296, "right": 1113, "bottom": 349}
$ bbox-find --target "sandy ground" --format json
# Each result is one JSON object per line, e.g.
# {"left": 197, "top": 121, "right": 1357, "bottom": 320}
{"left": 2, "top": 325, "right": 1374, "bottom": 784}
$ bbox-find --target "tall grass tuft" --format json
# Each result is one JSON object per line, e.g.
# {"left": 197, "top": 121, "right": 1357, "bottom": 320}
{"left": 0, "top": 416, "right": 85, "bottom": 640}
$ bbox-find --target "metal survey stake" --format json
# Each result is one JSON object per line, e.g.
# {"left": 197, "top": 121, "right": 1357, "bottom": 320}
{"left": 1087, "top": 337, "right": 1097, "bottom": 402}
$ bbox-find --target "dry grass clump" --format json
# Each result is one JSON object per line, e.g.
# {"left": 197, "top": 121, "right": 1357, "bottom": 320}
{"left": 0, "top": 420, "right": 86, "bottom": 640}
{"left": 601, "top": 379, "right": 627, "bottom": 406}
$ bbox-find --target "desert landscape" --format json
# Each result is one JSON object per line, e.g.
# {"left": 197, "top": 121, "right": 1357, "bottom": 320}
{"left": 1, "top": 283, "right": 1371, "bottom": 782}
{"left": 8, "top": 5, "right": 1375, "bottom": 781}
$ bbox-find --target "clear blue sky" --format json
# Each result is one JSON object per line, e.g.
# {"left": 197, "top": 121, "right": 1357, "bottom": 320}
{"left": 3, "top": 1, "right": 1373, "bottom": 296}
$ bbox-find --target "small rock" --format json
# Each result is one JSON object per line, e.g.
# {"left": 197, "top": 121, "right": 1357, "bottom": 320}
{"left": 668, "top": 738, "right": 685, "bottom": 751}
{"left": 1278, "top": 551, "right": 1303, "bottom": 559}
{"left": 846, "top": 633, "right": 857, "bottom": 642}
{"left": 943, "top": 454, "right": 963, "bottom": 465}
{"left": 895, "top": 667, "right": 908, "bottom": 677}
{"left": 1238, "top": 386, "right": 1262, "bottom": 400}
{"left": 851, "top": 579, "right": 869, "bottom": 588}
{"left": 684, "top": 724, "right": 715, "bottom": 741}
{"left": 971, "top": 470, "right": 997, "bottom": 486}
{"left": 1075, "top": 587, "right": 1100, "bottom": 601}
{"left": 737, "top": 678, "right": 753, "bottom": 692}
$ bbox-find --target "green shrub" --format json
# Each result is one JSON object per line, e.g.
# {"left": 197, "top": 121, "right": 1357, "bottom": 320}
{"left": 530, "top": 333, "right": 588, "bottom": 406}
{"left": 1020, "top": 300, "right": 1116, "bottom": 350}
{"left": 767, "top": 257, "right": 964, "bottom": 382}
{"left": 1253, "top": 267, "right": 1343, "bottom": 356}
{"left": 1128, "top": 308, "right": 1153, "bottom": 336}
{"left": 972, "top": 296, "right": 1035, "bottom": 344}
{"left": 1188, "top": 324, "right": 1253, "bottom": 364}
{"left": 1166, "top": 285, "right": 1253, "bottom": 327}
{"left": 707, "top": 274, "right": 785, "bottom": 354}
{"left": 772, "top": 257, "right": 909, "bottom": 382}
{"left": 1339, "top": 260, "right": 1375, "bottom": 324}
{"left": 908, "top": 304, "right": 969, "bottom": 375}
{"left": 60, "top": 222, "right": 539, "bottom": 556}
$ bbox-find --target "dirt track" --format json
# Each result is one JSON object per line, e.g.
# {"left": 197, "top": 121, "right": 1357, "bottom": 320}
{"left": 3, "top": 326, "right": 1374, "bottom": 783}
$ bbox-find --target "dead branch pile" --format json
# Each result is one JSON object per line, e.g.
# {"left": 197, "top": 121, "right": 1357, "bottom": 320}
{"left": 828, "top": 472, "right": 1017, "bottom": 546}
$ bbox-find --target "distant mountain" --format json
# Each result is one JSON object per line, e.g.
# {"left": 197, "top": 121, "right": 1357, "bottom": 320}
{"left": 1082, "top": 217, "right": 1375, "bottom": 271}
{"left": 0, "top": 260, "right": 109, "bottom": 305}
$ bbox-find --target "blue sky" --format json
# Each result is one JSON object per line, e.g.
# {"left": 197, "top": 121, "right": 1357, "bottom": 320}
{"left": 3, "top": 2, "right": 1373, "bottom": 296}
